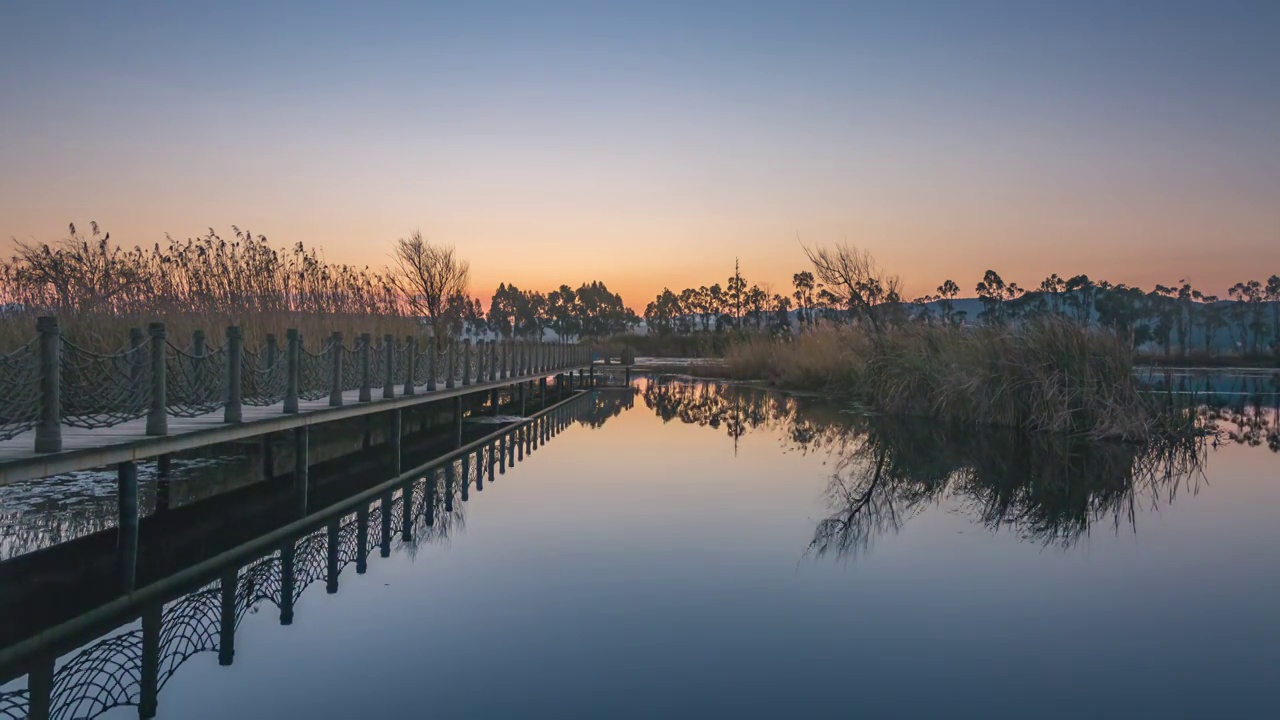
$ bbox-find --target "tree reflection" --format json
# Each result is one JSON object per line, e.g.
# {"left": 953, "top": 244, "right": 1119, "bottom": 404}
{"left": 642, "top": 378, "right": 1245, "bottom": 558}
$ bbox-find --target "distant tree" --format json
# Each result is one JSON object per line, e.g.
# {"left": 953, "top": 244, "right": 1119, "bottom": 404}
{"left": 792, "top": 271, "right": 816, "bottom": 327}
{"left": 975, "top": 270, "right": 1022, "bottom": 324}
{"left": 1038, "top": 274, "right": 1066, "bottom": 315}
{"left": 802, "top": 243, "right": 901, "bottom": 332}
{"left": 936, "top": 279, "right": 960, "bottom": 325}
{"left": 389, "top": 230, "right": 470, "bottom": 349}
{"left": 1063, "top": 274, "right": 1095, "bottom": 323}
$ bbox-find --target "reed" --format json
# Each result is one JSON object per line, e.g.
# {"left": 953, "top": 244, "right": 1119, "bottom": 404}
{"left": 722, "top": 318, "right": 1153, "bottom": 440}
{"left": 1, "top": 225, "right": 417, "bottom": 350}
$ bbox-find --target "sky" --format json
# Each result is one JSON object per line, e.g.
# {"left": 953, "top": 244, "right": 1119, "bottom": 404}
{"left": 1, "top": 0, "right": 1277, "bottom": 308}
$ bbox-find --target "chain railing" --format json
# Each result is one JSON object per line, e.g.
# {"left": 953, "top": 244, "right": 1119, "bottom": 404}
{"left": 0, "top": 318, "right": 586, "bottom": 455}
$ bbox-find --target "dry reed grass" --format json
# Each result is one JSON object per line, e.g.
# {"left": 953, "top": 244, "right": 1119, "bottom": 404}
{"left": 722, "top": 319, "right": 1152, "bottom": 440}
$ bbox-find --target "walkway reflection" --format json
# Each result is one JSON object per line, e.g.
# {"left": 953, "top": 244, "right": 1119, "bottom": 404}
{"left": 0, "top": 391, "right": 628, "bottom": 720}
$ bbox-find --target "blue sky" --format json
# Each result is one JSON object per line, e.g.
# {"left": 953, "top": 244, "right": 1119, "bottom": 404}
{"left": 2, "top": 1, "right": 1277, "bottom": 303}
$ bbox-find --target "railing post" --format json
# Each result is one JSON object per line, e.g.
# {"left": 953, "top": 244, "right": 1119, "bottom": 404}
{"left": 446, "top": 340, "right": 457, "bottom": 389}
{"left": 489, "top": 339, "right": 498, "bottom": 382}
{"left": 499, "top": 339, "right": 509, "bottom": 380}
{"left": 426, "top": 338, "right": 437, "bottom": 391}
{"left": 403, "top": 335, "right": 416, "bottom": 396}
{"left": 284, "top": 328, "right": 300, "bottom": 413}
{"left": 475, "top": 340, "right": 486, "bottom": 385}
{"left": 225, "top": 326, "right": 243, "bottom": 423}
{"left": 359, "top": 333, "right": 372, "bottom": 402}
{"left": 462, "top": 339, "right": 472, "bottom": 386}
{"left": 329, "top": 331, "right": 344, "bottom": 407}
{"left": 146, "top": 322, "right": 168, "bottom": 435}
{"left": 34, "top": 316, "right": 62, "bottom": 453}
{"left": 383, "top": 334, "right": 395, "bottom": 399}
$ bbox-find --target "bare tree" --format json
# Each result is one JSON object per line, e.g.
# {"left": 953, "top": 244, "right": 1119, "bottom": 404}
{"left": 801, "top": 242, "right": 901, "bottom": 333}
{"left": 389, "top": 230, "right": 470, "bottom": 348}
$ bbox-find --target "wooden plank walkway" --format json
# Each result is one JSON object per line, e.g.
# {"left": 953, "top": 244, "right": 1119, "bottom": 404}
{"left": 0, "top": 366, "right": 589, "bottom": 486}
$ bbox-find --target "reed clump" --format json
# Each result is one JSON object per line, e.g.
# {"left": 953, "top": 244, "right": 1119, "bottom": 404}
{"left": 723, "top": 318, "right": 1152, "bottom": 440}
{"left": 0, "top": 224, "right": 417, "bottom": 350}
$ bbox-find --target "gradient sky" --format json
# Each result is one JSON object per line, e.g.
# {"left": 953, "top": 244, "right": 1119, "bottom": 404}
{"left": 2, "top": 1, "right": 1277, "bottom": 308}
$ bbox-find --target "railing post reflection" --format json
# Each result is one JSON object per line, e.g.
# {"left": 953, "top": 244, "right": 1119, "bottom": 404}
{"left": 356, "top": 506, "right": 369, "bottom": 574}
{"left": 499, "top": 435, "right": 507, "bottom": 474}
{"left": 219, "top": 568, "right": 237, "bottom": 666}
{"left": 461, "top": 455, "right": 470, "bottom": 502}
{"left": 27, "top": 653, "right": 53, "bottom": 720}
{"left": 139, "top": 603, "right": 161, "bottom": 718}
{"left": 445, "top": 461, "right": 455, "bottom": 513}
{"left": 423, "top": 470, "right": 437, "bottom": 527}
{"left": 475, "top": 448, "right": 484, "bottom": 492}
{"left": 380, "top": 491, "right": 393, "bottom": 558}
{"left": 279, "top": 540, "right": 296, "bottom": 625}
{"left": 488, "top": 441, "right": 497, "bottom": 483}
{"left": 326, "top": 518, "right": 340, "bottom": 593}
{"left": 401, "top": 479, "right": 414, "bottom": 541}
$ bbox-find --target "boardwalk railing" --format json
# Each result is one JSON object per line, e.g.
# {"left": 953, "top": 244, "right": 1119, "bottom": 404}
{"left": 2, "top": 318, "right": 590, "bottom": 454}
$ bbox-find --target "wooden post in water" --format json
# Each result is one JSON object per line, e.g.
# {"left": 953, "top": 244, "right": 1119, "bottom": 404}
{"left": 491, "top": 387, "right": 500, "bottom": 416}
{"left": 219, "top": 569, "right": 237, "bottom": 666}
{"left": 284, "top": 328, "right": 300, "bottom": 413}
{"left": 539, "top": 377, "right": 548, "bottom": 410}
{"left": 294, "top": 426, "right": 308, "bottom": 516}
{"left": 147, "top": 323, "right": 168, "bottom": 435}
{"left": 156, "top": 454, "right": 172, "bottom": 512}
{"left": 391, "top": 408, "right": 402, "bottom": 475}
{"left": 117, "top": 460, "right": 138, "bottom": 592}
{"left": 225, "top": 326, "right": 243, "bottom": 422}
{"left": 453, "top": 395, "right": 463, "bottom": 448}
{"left": 329, "top": 331, "right": 344, "bottom": 407}
{"left": 139, "top": 603, "right": 161, "bottom": 718}
{"left": 34, "top": 317, "right": 61, "bottom": 453}
{"left": 359, "top": 333, "right": 372, "bottom": 402}
{"left": 403, "top": 335, "right": 416, "bottom": 396}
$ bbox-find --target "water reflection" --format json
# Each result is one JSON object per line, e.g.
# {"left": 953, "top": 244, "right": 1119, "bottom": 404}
{"left": 0, "top": 394, "right": 625, "bottom": 720}
{"left": 641, "top": 376, "right": 1280, "bottom": 559}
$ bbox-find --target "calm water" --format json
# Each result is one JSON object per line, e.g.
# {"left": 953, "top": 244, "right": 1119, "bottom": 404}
{"left": 4, "top": 379, "right": 1280, "bottom": 719}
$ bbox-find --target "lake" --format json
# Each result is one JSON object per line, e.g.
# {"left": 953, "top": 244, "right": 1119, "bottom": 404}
{"left": 1, "top": 377, "right": 1278, "bottom": 719}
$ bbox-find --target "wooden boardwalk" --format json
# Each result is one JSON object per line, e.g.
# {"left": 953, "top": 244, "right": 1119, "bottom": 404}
{"left": 0, "top": 366, "right": 589, "bottom": 486}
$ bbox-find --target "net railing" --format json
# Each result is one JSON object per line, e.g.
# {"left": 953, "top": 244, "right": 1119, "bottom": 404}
{"left": 242, "top": 346, "right": 286, "bottom": 407}
{"left": 0, "top": 324, "right": 568, "bottom": 449}
{"left": 165, "top": 341, "right": 228, "bottom": 417}
{"left": 0, "top": 338, "right": 41, "bottom": 440}
{"left": 59, "top": 338, "right": 151, "bottom": 429}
